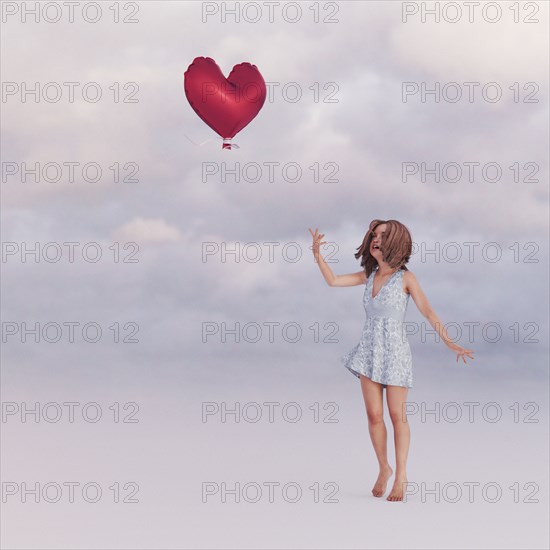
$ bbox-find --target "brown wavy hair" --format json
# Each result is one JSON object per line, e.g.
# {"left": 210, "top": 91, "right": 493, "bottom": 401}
{"left": 354, "top": 219, "right": 412, "bottom": 279}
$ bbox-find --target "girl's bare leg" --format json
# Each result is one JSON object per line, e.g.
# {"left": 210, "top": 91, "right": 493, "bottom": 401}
{"left": 386, "top": 385, "right": 410, "bottom": 501}
{"left": 359, "top": 374, "right": 394, "bottom": 497}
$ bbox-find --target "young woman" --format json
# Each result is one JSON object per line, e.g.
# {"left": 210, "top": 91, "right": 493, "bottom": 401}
{"left": 309, "top": 220, "right": 474, "bottom": 502}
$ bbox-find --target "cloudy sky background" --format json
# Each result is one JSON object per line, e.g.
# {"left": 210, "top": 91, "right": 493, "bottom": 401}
{"left": 1, "top": 1, "right": 549, "bottom": 548}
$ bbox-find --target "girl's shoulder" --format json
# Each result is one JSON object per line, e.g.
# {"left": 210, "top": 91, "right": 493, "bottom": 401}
{"left": 398, "top": 268, "right": 409, "bottom": 296}
{"left": 401, "top": 269, "right": 418, "bottom": 295}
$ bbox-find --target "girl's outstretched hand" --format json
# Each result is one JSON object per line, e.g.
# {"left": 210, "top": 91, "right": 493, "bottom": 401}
{"left": 308, "top": 227, "right": 327, "bottom": 258}
{"left": 447, "top": 342, "right": 475, "bottom": 364}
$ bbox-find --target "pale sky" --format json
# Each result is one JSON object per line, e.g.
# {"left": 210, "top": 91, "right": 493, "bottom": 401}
{"left": 2, "top": 2, "right": 549, "bottom": 548}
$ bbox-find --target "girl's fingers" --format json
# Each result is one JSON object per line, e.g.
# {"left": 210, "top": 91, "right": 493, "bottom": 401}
{"left": 454, "top": 347, "right": 474, "bottom": 363}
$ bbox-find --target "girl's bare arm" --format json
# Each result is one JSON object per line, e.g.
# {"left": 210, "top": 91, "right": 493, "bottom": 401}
{"left": 405, "top": 271, "right": 454, "bottom": 345}
{"left": 405, "top": 271, "right": 474, "bottom": 362}
{"left": 309, "top": 227, "right": 367, "bottom": 287}
{"left": 318, "top": 255, "right": 367, "bottom": 287}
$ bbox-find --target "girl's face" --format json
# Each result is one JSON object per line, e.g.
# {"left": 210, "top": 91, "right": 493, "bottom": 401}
{"left": 370, "top": 223, "right": 387, "bottom": 259}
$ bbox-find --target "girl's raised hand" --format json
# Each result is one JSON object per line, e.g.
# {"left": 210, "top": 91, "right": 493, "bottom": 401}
{"left": 447, "top": 342, "right": 475, "bottom": 365}
{"left": 308, "top": 227, "right": 327, "bottom": 257}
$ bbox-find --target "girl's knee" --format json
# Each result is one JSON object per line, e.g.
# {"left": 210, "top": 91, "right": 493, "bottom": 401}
{"left": 367, "top": 409, "right": 384, "bottom": 424}
{"left": 389, "top": 409, "right": 408, "bottom": 424}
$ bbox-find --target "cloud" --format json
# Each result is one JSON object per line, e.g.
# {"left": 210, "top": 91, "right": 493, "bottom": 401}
{"left": 112, "top": 217, "right": 183, "bottom": 244}
{"left": 2, "top": 1, "right": 548, "bottom": 381}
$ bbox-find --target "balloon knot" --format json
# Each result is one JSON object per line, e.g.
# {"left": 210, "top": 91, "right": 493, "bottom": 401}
{"left": 222, "top": 138, "right": 240, "bottom": 150}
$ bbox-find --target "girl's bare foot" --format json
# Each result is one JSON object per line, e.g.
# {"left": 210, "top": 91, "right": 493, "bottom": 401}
{"left": 372, "top": 465, "right": 393, "bottom": 497}
{"left": 387, "top": 474, "right": 408, "bottom": 501}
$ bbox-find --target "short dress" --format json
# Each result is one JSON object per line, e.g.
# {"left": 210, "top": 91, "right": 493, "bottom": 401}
{"left": 341, "top": 267, "right": 413, "bottom": 388}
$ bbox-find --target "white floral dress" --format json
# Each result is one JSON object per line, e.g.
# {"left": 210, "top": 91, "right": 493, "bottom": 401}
{"left": 341, "top": 267, "right": 413, "bottom": 388}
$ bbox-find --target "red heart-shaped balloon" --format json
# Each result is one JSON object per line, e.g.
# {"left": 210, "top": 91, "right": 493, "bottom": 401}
{"left": 184, "top": 57, "right": 266, "bottom": 148}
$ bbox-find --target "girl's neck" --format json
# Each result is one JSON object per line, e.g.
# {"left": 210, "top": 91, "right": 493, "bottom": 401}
{"left": 376, "top": 262, "right": 398, "bottom": 276}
